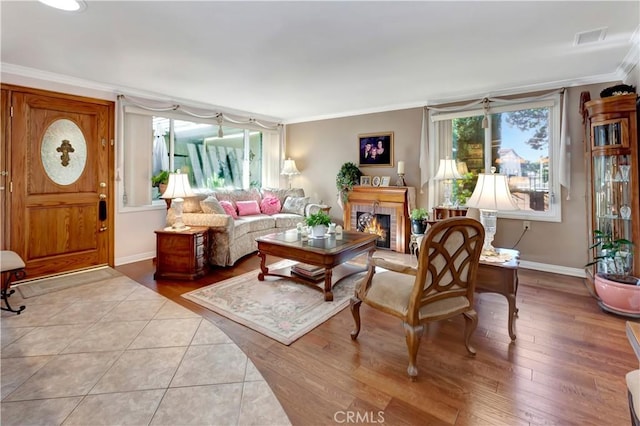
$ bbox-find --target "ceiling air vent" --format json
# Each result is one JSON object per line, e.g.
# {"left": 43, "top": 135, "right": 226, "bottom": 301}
{"left": 574, "top": 27, "right": 607, "bottom": 46}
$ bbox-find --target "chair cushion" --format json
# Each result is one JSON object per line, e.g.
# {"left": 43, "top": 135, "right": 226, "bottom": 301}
{"left": 364, "top": 270, "right": 414, "bottom": 316}
{"left": 0, "top": 251, "right": 25, "bottom": 272}
{"left": 364, "top": 269, "right": 471, "bottom": 320}
{"left": 418, "top": 296, "right": 471, "bottom": 319}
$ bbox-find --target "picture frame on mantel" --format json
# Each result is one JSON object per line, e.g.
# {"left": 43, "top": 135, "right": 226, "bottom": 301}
{"left": 358, "top": 132, "right": 394, "bottom": 167}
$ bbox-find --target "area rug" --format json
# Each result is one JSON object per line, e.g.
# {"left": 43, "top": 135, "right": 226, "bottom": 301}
{"left": 182, "top": 260, "right": 365, "bottom": 345}
{"left": 16, "top": 266, "right": 124, "bottom": 298}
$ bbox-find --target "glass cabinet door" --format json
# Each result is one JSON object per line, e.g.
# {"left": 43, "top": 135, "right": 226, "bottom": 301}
{"left": 591, "top": 119, "right": 629, "bottom": 149}
{"left": 592, "top": 153, "right": 633, "bottom": 246}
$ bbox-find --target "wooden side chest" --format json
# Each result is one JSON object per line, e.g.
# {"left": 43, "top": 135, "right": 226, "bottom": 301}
{"left": 154, "top": 226, "right": 209, "bottom": 280}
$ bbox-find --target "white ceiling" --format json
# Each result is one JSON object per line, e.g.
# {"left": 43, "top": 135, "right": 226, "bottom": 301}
{"left": 1, "top": 1, "right": 638, "bottom": 123}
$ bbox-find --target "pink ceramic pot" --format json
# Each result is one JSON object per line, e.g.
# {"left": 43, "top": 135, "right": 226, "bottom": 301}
{"left": 594, "top": 274, "right": 640, "bottom": 314}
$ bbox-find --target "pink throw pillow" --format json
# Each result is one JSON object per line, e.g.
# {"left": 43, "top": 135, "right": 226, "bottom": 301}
{"left": 219, "top": 200, "right": 238, "bottom": 219}
{"left": 236, "top": 200, "right": 261, "bottom": 216}
{"left": 260, "top": 196, "right": 281, "bottom": 215}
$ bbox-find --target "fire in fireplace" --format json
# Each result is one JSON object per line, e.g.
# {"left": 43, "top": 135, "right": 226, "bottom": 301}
{"left": 356, "top": 212, "right": 391, "bottom": 249}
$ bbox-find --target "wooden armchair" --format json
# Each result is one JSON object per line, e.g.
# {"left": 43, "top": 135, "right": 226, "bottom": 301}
{"left": 350, "top": 217, "right": 484, "bottom": 380}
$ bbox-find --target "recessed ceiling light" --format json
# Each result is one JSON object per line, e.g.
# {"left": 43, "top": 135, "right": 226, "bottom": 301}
{"left": 38, "top": 0, "right": 86, "bottom": 12}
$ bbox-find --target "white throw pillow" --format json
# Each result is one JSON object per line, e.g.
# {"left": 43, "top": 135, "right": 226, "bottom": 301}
{"left": 281, "top": 196, "right": 309, "bottom": 216}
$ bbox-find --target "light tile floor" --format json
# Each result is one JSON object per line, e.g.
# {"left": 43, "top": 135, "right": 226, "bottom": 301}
{"left": 1, "top": 273, "right": 291, "bottom": 426}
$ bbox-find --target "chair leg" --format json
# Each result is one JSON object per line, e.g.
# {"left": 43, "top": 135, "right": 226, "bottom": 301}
{"left": 350, "top": 297, "right": 362, "bottom": 340}
{"left": 463, "top": 310, "right": 478, "bottom": 355}
{"left": 2, "top": 269, "right": 26, "bottom": 315}
{"left": 403, "top": 322, "right": 423, "bottom": 381}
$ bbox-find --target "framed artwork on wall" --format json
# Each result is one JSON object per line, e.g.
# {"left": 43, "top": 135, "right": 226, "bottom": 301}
{"left": 358, "top": 132, "right": 394, "bottom": 167}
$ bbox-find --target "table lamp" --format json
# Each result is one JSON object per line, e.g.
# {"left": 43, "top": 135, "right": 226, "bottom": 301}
{"left": 465, "top": 167, "right": 519, "bottom": 255}
{"left": 161, "top": 171, "right": 195, "bottom": 230}
{"left": 281, "top": 158, "right": 300, "bottom": 188}
{"left": 433, "top": 157, "right": 462, "bottom": 207}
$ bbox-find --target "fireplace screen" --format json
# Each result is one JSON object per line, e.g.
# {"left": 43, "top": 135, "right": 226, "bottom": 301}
{"left": 357, "top": 212, "right": 391, "bottom": 249}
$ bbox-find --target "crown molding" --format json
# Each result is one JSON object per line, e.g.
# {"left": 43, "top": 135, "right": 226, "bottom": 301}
{"left": 284, "top": 73, "right": 622, "bottom": 124}
{"left": 1, "top": 63, "right": 114, "bottom": 92}
{"left": 1, "top": 63, "right": 283, "bottom": 123}
{"left": 616, "top": 26, "right": 639, "bottom": 81}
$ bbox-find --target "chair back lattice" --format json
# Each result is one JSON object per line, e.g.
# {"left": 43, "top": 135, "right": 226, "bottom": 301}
{"left": 414, "top": 217, "right": 484, "bottom": 307}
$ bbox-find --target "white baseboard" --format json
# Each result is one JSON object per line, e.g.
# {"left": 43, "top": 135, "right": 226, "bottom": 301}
{"left": 115, "top": 252, "right": 155, "bottom": 266}
{"left": 519, "top": 260, "right": 586, "bottom": 278}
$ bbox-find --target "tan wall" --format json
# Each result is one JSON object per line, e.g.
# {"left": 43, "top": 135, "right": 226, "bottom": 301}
{"left": 286, "top": 82, "right": 618, "bottom": 271}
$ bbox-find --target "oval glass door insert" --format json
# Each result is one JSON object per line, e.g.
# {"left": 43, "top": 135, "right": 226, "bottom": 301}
{"left": 41, "top": 119, "right": 87, "bottom": 185}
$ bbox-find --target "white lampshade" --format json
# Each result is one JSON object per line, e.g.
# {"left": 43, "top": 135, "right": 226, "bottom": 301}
{"left": 161, "top": 172, "right": 194, "bottom": 231}
{"left": 466, "top": 172, "right": 519, "bottom": 211}
{"left": 433, "top": 158, "right": 462, "bottom": 180}
{"left": 281, "top": 158, "right": 300, "bottom": 176}
{"left": 161, "top": 172, "right": 194, "bottom": 199}
{"left": 466, "top": 169, "right": 518, "bottom": 256}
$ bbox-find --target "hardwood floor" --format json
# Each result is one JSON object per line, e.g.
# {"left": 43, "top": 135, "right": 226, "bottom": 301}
{"left": 116, "top": 254, "right": 639, "bottom": 426}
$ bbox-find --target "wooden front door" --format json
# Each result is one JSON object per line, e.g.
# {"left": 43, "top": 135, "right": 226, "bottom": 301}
{"left": 5, "top": 85, "right": 114, "bottom": 277}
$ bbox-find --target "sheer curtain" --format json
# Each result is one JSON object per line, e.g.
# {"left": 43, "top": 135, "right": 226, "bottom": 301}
{"left": 262, "top": 129, "right": 283, "bottom": 188}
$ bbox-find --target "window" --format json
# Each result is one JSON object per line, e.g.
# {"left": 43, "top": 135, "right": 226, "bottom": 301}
{"left": 150, "top": 117, "right": 263, "bottom": 199}
{"left": 120, "top": 100, "right": 282, "bottom": 209}
{"left": 431, "top": 95, "right": 562, "bottom": 222}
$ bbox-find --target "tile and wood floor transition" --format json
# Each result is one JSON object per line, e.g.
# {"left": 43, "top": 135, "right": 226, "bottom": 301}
{"left": 0, "top": 270, "right": 289, "bottom": 426}
{"left": 2, "top": 250, "right": 639, "bottom": 425}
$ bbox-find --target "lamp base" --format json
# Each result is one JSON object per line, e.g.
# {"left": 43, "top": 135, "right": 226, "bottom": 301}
{"left": 396, "top": 174, "right": 406, "bottom": 186}
{"left": 478, "top": 208, "right": 498, "bottom": 255}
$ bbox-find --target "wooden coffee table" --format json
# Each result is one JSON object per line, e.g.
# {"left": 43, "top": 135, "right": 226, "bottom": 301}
{"left": 256, "top": 230, "right": 378, "bottom": 301}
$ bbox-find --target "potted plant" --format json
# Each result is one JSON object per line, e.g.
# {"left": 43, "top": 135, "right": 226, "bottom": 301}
{"left": 410, "top": 208, "right": 429, "bottom": 235}
{"left": 336, "top": 162, "right": 363, "bottom": 207}
{"left": 305, "top": 211, "right": 332, "bottom": 238}
{"left": 151, "top": 170, "right": 170, "bottom": 192}
{"left": 586, "top": 229, "right": 639, "bottom": 315}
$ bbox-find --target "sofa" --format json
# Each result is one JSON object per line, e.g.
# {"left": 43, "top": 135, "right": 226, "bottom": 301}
{"left": 166, "top": 187, "right": 326, "bottom": 267}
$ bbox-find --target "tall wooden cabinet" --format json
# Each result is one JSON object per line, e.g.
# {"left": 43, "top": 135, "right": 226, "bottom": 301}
{"left": 584, "top": 93, "right": 640, "bottom": 278}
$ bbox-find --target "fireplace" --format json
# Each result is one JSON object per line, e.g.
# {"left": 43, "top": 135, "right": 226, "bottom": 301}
{"left": 344, "top": 186, "right": 414, "bottom": 253}
{"left": 356, "top": 211, "right": 391, "bottom": 249}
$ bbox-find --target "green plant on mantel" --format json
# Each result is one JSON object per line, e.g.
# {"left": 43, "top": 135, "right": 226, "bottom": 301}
{"left": 305, "top": 211, "right": 332, "bottom": 227}
{"left": 586, "top": 229, "right": 636, "bottom": 284}
{"left": 336, "top": 162, "right": 363, "bottom": 204}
